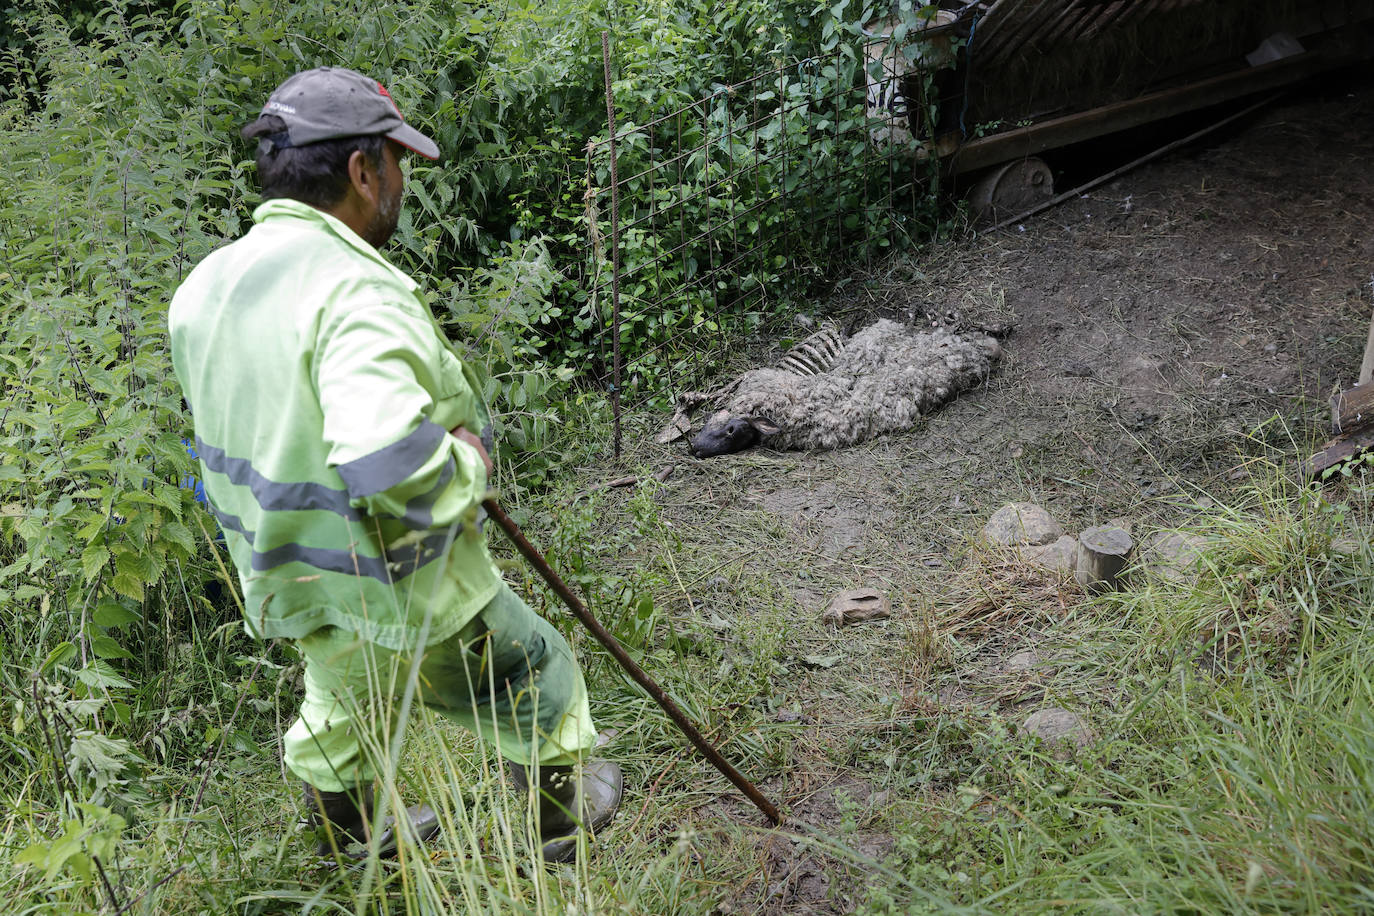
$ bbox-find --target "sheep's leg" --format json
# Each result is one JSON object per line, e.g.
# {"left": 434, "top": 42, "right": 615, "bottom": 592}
{"left": 654, "top": 405, "right": 694, "bottom": 444}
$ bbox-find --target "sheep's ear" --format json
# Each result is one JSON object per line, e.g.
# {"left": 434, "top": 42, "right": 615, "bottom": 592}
{"left": 749, "top": 416, "right": 783, "bottom": 436}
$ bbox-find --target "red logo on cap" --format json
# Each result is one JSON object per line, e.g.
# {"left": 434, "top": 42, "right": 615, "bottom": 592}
{"left": 376, "top": 82, "right": 404, "bottom": 120}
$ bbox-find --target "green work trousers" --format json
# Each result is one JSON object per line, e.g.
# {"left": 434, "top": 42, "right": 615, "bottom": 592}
{"left": 283, "top": 581, "right": 596, "bottom": 793}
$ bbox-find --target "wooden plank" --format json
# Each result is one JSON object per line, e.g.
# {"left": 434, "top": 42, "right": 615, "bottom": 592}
{"left": 967, "top": 0, "right": 1033, "bottom": 56}
{"left": 1308, "top": 428, "right": 1374, "bottom": 479}
{"left": 978, "top": 0, "right": 1057, "bottom": 68}
{"left": 986, "top": 0, "right": 1068, "bottom": 68}
{"left": 942, "top": 46, "right": 1358, "bottom": 175}
{"left": 983, "top": 93, "right": 1274, "bottom": 230}
{"left": 1085, "top": 0, "right": 1145, "bottom": 37}
{"left": 1039, "top": 2, "right": 1100, "bottom": 49}
{"left": 1070, "top": 1, "right": 1129, "bottom": 41}
{"left": 1332, "top": 381, "right": 1374, "bottom": 432}
{"left": 1023, "top": 0, "right": 1079, "bottom": 53}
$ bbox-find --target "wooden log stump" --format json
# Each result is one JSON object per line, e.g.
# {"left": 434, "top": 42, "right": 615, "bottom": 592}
{"left": 1331, "top": 382, "right": 1374, "bottom": 434}
{"left": 1075, "top": 526, "right": 1133, "bottom": 593}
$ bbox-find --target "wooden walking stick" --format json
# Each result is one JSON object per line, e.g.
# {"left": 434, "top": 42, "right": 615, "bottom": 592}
{"left": 481, "top": 495, "right": 784, "bottom": 826}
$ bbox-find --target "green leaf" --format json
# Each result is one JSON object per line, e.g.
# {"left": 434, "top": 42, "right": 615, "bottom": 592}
{"left": 68, "top": 733, "right": 133, "bottom": 783}
{"left": 93, "top": 601, "right": 140, "bottom": 629}
{"left": 15, "top": 841, "right": 50, "bottom": 869}
{"left": 160, "top": 520, "right": 195, "bottom": 554}
{"left": 111, "top": 571, "right": 145, "bottom": 602}
{"left": 40, "top": 642, "right": 78, "bottom": 674}
{"left": 90, "top": 635, "right": 133, "bottom": 660}
{"left": 75, "top": 661, "right": 133, "bottom": 690}
{"left": 81, "top": 544, "right": 110, "bottom": 583}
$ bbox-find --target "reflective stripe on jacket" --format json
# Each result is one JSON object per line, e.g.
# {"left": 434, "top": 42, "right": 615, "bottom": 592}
{"left": 168, "top": 198, "right": 501, "bottom": 649}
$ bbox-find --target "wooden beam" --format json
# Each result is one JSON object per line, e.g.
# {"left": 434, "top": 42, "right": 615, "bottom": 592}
{"left": 983, "top": 94, "right": 1274, "bottom": 231}
{"left": 942, "top": 46, "right": 1363, "bottom": 175}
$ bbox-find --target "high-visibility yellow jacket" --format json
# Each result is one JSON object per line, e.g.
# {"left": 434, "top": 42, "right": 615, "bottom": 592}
{"left": 169, "top": 198, "right": 501, "bottom": 649}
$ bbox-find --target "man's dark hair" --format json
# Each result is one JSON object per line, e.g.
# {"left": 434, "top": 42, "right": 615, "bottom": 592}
{"left": 241, "top": 115, "right": 387, "bottom": 208}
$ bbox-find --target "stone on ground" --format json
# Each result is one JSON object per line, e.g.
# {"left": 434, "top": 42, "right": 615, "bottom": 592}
{"left": 983, "top": 502, "right": 1064, "bottom": 547}
{"left": 1003, "top": 648, "right": 1042, "bottom": 673}
{"left": 823, "top": 588, "right": 891, "bottom": 626}
{"left": 1022, "top": 707, "right": 1092, "bottom": 748}
{"left": 1144, "top": 530, "right": 1208, "bottom": 582}
{"left": 1021, "top": 534, "right": 1077, "bottom": 574}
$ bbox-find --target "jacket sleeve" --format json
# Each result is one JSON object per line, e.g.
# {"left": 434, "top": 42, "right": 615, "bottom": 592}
{"left": 314, "top": 291, "right": 487, "bottom": 530}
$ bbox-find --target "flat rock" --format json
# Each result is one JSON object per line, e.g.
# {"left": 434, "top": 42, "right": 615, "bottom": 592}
{"left": 1021, "top": 534, "right": 1078, "bottom": 574}
{"left": 1004, "top": 649, "right": 1042, "bottom": 673}
{"left": 1023, "top": 708, "right": 1092, "bottom": 748}
{"left": 1144, "top": 530, "right": 1208, "bottom": 582}
{"left": 823, "top": 588, "right": 891, "bottom": 626}
{"left": 983, "top": 502, "right": 1064, "bottom": 547}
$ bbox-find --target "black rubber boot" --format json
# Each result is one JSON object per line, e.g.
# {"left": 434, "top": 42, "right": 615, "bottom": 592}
{"left": 301, "top": 782, "right": 440, "bottom": 859}
{"left": 507, "top": 760, "right": 624, "bottom": 863}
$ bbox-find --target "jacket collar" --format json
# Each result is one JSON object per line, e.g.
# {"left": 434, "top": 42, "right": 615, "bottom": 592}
{"left": 252, "top": 198, "right": 418, "bottom": 292}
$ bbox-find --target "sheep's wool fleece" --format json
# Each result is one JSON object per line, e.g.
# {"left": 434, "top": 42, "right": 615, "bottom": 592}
{"left": 718, "top": 319, "right": 1001, "bottom": 450}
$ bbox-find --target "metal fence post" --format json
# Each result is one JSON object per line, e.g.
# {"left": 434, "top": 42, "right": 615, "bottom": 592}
{"left": 601, "top": 31, "right": 624, "bottom": 460}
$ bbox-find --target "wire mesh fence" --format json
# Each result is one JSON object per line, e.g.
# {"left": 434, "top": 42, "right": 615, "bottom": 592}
{"left": 583, "top": 30, "right": 947, "bottom": 454}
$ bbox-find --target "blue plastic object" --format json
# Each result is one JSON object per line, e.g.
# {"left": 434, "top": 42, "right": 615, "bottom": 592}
{"left": 181, "top": 440, "right": 209, "bottom": 507}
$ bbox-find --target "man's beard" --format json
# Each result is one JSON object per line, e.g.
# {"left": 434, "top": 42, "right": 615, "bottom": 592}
{"left": 362, "top": 169, "right": 400, "bottom": 249}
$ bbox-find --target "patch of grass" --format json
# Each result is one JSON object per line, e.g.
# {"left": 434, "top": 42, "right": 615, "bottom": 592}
{"left": 853, "top": 458, "right": 1374, "bottom": 913}
{"left": 8, "top": 413, "right": 1372, "bottom": 914}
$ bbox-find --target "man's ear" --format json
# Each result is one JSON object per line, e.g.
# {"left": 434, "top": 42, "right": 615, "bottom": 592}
{"left": 346, "top": 149, "right": 381, "bottom": 208}
{"left": 749, "top": 416, "right": 782, "bottom": 436}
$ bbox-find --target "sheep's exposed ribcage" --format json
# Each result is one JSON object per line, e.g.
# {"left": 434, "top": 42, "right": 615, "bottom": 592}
{"left": 775, "top": 326, "right": 844, "bottom": 377}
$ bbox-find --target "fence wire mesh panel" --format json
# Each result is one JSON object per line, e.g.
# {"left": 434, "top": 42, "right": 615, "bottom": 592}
{"left": 584, "top": 34, "right": 941, "bottom": 423}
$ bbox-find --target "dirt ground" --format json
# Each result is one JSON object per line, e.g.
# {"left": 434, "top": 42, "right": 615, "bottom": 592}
{"left": 614, "top": 70, "right": 1374, "bottom": 913}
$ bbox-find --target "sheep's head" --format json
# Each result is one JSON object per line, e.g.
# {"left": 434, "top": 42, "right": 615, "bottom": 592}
{"left": 689, "top": 414, "right": 782, "bottom": 458}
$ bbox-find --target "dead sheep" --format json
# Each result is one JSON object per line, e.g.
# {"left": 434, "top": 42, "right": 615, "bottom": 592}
{"left": 665, "top": 319, "right": 1002, "bottom": 458}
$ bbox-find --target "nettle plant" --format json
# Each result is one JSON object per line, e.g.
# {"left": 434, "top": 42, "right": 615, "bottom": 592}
{"left": 568, "top": 59, "right": 912, "bottom": 398}
{"left": 0, "top": 6, "right": 269, "bottom": 813}
{"left": 556, "top": 0, "right": 947, "bottom": 400}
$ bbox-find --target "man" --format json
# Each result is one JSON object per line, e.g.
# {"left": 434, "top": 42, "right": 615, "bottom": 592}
{"left": 168, "top": 67, "right": 621, "bottom": 863}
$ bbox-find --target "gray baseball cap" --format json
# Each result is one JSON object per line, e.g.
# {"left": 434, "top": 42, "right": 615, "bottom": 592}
{"left": 245, "top": 66, "right": 440, "bottom": 160}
